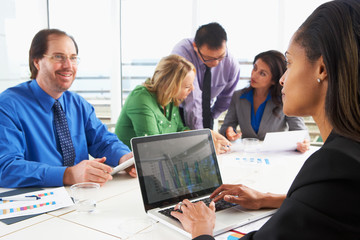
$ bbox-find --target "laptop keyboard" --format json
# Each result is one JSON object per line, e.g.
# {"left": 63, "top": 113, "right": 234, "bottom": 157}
{"left": 159, "top": 197, "right": 236, "bottom": 220}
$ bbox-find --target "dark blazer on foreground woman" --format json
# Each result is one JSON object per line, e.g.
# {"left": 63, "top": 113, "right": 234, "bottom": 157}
{"left": 194, "top": 131, "right": 360, "bottom": 240}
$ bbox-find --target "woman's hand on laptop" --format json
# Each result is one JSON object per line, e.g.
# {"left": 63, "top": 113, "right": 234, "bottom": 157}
{"left": 210, "top": 184, "right": 285, "bottom": 210}
{"left": 171, "top": 199, "right": 216, "bottom": 239}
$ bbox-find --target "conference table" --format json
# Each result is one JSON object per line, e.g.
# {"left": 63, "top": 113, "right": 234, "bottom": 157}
{"left": 0, "top": 143, "right": 319, "bottom": 240}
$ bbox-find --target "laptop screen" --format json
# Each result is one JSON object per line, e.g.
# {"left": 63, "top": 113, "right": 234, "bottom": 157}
{"left": 131, "top": 129, "right": 222, "bottom": 212}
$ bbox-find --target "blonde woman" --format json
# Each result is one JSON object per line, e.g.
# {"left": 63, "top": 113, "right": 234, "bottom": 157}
{"left": 115, "top": 55, "right": 230, "bottom": 154}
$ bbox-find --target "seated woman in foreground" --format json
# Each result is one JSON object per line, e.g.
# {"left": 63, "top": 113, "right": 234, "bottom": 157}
{"left": 219, "top": 50, "right": 310, "bottom": 152}
{"left": 171, "top": 0, "right": 360, "bottom": 239}
{"left": 115, "top": 54, "right": 230, "bottom": 154}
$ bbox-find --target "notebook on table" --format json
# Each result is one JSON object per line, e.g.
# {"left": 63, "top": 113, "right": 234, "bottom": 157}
{"left": 131, "top": 129, "right": 276, "bottom": 237}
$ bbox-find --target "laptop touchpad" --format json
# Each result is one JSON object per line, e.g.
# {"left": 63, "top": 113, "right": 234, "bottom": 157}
{"left": 216, "top": 206, "right": 254, "bottom": 224}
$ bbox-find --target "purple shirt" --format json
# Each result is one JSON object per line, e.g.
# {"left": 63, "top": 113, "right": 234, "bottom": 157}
{"left": 171, "top": 38, "right": 240, "bottom": 129}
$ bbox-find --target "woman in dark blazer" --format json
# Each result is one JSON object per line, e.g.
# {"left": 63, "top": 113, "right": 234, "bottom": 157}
{"left": 219, "top": 50, "right": 309, "bottom": 152}
{"left": 171, "top": 0, "right": 360, "bottom": 239}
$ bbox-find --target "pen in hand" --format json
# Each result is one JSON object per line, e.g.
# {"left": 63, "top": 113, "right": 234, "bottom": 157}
{"left": 0, "top": 195, "right": 41, "bottom": 201}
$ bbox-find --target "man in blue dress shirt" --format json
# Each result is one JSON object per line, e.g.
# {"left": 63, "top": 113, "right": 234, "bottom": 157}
{"left": 171, "top": 22, "right": 241, "bottom": 130}
{"left": 0, "top": 29, "right": 136, "bottom": 188}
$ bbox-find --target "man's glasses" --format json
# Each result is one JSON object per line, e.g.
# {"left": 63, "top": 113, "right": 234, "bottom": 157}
{"left": 43, "top": 54, "right": 80, "bottom": 65}
{"left": 197, "top": 47, "right": 228, "bottom": 63}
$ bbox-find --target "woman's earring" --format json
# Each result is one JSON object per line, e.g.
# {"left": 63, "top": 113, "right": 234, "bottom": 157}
{"left": 317, "top": 78, "right": 321, "bottom": 83}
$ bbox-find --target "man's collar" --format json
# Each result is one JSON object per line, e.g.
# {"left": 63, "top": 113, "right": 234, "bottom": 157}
{"left": 30, "top": 80, "right": 65, "bottom": 112}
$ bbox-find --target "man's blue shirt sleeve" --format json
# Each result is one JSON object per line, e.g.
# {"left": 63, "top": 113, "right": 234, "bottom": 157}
{"left": 0, "top": 80, "right": 130, "bottom": 188}
{"left": 83, "top": 99, "right": 130, "bottom": 167}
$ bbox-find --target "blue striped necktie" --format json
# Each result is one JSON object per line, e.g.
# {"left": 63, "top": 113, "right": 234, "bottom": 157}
{"left": 53, "top": 100, "right": 76, "bottom": 166}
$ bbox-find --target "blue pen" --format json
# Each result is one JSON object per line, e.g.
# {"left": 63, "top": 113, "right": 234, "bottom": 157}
{"left": 0, "top": 195, "right": 41, "bottom": 201}
{"left": 232, "top": 127, "right": 237, "bottom": 133}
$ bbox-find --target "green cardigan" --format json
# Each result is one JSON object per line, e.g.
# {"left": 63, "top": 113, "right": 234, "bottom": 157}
{"left": 115, "top": 85, "right": 190, "bottom": 149}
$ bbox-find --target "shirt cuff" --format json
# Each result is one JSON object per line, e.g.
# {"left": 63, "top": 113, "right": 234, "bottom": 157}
{"left": 192, "top": 235, "right": 215, "bottom": 240}
{"left": 105, "top": 147, "right": 131, "bottom": 167}
{"left": 212, "top": 110, "right": 221, "bottom": 120}
{"left": 44, "top": 166, "right": 67, "bottom": 187}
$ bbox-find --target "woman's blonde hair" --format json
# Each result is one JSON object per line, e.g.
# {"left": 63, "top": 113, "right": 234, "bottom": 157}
{"left": 144, "top": 55, "right": 195, "bottom": 106}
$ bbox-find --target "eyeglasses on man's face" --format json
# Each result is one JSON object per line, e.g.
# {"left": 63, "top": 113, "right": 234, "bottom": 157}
{"left": 43, "top": 54, "right": 80, "bottom": 65}
{"left": 197, "top": 47, "right": 228, "bottom": 63}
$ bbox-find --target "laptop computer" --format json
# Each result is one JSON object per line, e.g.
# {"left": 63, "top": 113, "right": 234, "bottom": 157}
{"left": 131, "top": 129, "right": 276, "bottom": 237}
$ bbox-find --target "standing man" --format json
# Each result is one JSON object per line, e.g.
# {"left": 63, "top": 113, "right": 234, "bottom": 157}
{"left": 0, "top": 29, "right": 136, "bottom": 188}
{"left": 171, "top": 22, "right": 240, "bottom": 130}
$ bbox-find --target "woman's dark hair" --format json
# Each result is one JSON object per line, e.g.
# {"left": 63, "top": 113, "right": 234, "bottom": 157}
{"left": 294, "top": 0, "right": 360, "bottom": 142}
{"left": 242, "top": 50, "right": 286, "bottom": 117}
{"left": 194, "top": 22, "right": 227, "bottom": 49}
{"left": 29, "top": 29, "right": 78, "bottom": 79}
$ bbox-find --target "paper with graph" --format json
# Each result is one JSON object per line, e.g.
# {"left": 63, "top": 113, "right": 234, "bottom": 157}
{"left": 0, "top": 187, "right": 73, "bottom": 219}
